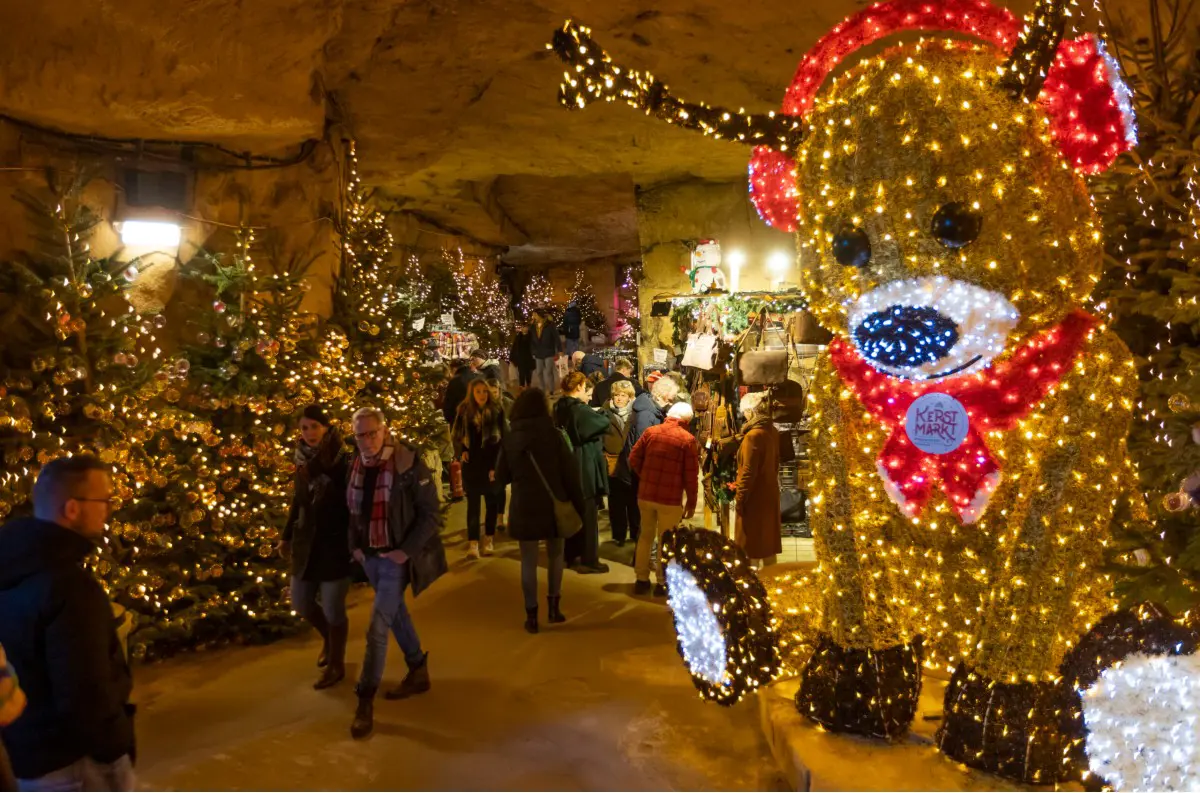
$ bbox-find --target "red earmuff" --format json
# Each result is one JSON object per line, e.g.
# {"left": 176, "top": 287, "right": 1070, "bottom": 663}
{"left": 749, "top": 0, "right": 1137, "bottom": 231}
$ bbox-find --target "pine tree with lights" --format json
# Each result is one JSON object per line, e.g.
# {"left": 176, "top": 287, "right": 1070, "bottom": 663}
{"left": 1095, "top": 2, "right": 1200, "bottom": 617}
{"left": 519, "top": 271, "right": 557, "bottom": 320}
{"left": 0, "top": 172, "right": 179, "bottom": 521}
{"left": 568, "top": 269, "right": 608, "bottom": 337}
{"left": 445, "top": 249, "right": 511, "bottom": 358}
{"left": 318, "top": 142, "right": 442, "bottom": 449}
{"left": 109, "top": 230, "right": 318, "bottom": 659}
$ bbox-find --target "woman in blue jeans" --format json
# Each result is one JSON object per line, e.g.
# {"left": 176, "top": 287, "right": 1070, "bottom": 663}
{"left": 280, "top": 404, "right": 352, "bottom": 690}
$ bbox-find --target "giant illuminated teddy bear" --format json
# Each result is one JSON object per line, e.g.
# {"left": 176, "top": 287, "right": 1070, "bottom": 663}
{"left": 553, "top": 0, "right": 1200, "bottom": 788}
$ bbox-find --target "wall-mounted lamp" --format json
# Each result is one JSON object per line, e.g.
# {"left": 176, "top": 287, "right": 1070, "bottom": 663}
{"left": 726, "top": 249, "right": 745, "bottom": 293}
{"left": 119, "top": 220, "right": 181, "bottom": 248}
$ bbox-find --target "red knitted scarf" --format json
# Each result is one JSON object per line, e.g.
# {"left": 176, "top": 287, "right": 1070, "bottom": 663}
{"left": 828, "top": 310, "right": 1096, "bottom": 524}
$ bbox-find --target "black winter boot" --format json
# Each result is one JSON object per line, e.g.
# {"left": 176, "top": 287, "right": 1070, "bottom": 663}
{"left": 314, "top": 621, "right": 348, "bottom": 690}
{"left": 385, "top": 653, "right": 431, "bottom": 700}
{"left": 350, "top": 687, "right": 375, "bottom": 740}
{"left": 307, "top": 607, "right": 331, "bottom": 668}
{"left": 547, "top": 596, "right": 566, "bottom": 624}
{"left": 525, "top": 607, "right": 539, "bottom": 634}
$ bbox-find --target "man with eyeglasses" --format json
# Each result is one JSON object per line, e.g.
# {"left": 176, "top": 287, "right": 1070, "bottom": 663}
{"left": 0, "top": 455, "right": 137, "bottom": 791}
{"left": 346, "top": 407, "right": 446, "bottom": 740}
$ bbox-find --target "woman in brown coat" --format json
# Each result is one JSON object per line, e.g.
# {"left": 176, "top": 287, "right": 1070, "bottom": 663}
{"left": 734, "top": 392, "right": 782, "bottom": 566}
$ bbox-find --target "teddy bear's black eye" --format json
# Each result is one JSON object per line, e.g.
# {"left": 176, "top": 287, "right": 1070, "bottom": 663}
{"left": 930, "top": 202, "right": 983, "bottom": 248}
{"left": 832, "top": 225, "right": 872, "bottom": 268}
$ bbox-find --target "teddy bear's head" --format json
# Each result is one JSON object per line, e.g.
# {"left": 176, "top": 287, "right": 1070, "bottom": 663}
{"left": 747, "top": 0, "right": 1138, "bottom": 381}
{"left": 796, "top": 44, "right": 1101, "bottom": 380}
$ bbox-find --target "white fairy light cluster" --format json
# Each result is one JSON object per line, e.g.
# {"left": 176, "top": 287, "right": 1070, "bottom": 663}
{"left": 1095, "top": 36, "right": 1138, "bottom": 150}
{"left": 666, "top": 562, "right": 730, "bottom": 688}
{"left": 847, "top": 276, "right": 1020, "bottom": 380}
{"left": 1082, "top": 652, "right": 1200, "bottom": 792}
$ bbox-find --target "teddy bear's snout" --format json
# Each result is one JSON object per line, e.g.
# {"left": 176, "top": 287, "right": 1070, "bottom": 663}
{"left": 853, "top": 305, "right": 960, "bottom": 370}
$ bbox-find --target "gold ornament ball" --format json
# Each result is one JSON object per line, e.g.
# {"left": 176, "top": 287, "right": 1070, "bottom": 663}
{"left": 1168, "top": 393, "right": 1192, "bottom": 413}
{"left": 1163, "top": 491, "right": 1190, "bottom": 512}
{"left": 257, "top": 543, "right": 274, "bottom": 558}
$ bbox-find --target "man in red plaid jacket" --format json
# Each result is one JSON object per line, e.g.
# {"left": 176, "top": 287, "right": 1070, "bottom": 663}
{"left": 628, "top": 401, "right": 699, "bottom": 597}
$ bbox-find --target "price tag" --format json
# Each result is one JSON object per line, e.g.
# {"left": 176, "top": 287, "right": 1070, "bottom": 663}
{"left": 653, "top": 348, "right": 668, "bottom": 364}
{"left": 905, "top": 393, "right": 969, "bottom": 455}
{"left": 440, "top": 313, "right": 454, "bottom": 327}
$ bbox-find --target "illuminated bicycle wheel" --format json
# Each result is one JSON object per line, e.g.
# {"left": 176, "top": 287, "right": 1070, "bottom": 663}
{"left": 661, "top": 527, "right": 780, "bottom": 705}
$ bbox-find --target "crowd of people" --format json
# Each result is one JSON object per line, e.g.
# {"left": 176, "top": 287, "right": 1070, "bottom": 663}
{"left": 0, "top": 307, "right": 786, "bottom": 791}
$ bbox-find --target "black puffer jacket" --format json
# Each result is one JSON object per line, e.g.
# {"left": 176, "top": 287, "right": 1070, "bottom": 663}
{"left": 0, "top": 518, "right": 135, "bottom": 779}
{"left": 496, "top": 416, "right": 585, "bottom": 541}
{"left": 283, "top": 430, "right": 352, "bottom": 582}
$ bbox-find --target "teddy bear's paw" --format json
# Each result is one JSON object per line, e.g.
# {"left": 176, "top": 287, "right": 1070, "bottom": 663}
{"left": 1081, "top": 652, "right": 1200, "bottom": 792}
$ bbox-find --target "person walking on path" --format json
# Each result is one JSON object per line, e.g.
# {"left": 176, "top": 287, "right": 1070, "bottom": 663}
{"left": 0, "top": 456, "right": 137, "bottom": 791}
{"left": 347, "top": 407, "right": 447, "bottom": 740}
{"left": 628, "top": 402, "right": 700, "bottom": 597}
{"left": 510, "top": 323, "right": 536, "bottom": 389}
{"left": 589, "top": 356, "right": 644, "bottom": 407}
{"left": 554, "top": 372, "right": 611, "bottom": 574}
{"left": 734, "top": 392, "right": 782, "bottom": 568}
{"left": 560, "top": 301, "right": 582, "bottom": 357}
{"left": 442, "top": 359, "right": 479, "bottom": 426}
{"left": 280, "top": 404, "right": 353, "bottom": 690}
{"left": 486, "top": 378, "right": 514, "bottom": 532}
{"left": 529, "top": 309, "right": 562, "bottom": 394}
{"left": 452, "top": 380, "right": 507, "bottom": 559}
{"left": 495, "top": 388, "right": 585, "bottom": 633}
{"left": 600, "top": 380, "right": 640, "bottom": 547}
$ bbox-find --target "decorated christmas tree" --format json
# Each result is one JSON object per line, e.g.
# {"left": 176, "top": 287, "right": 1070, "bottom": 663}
{"left": 112, "top": 230, "right": 315, "bottom": 658}
{"left": 445, "top": 249, "right": 511, "bottom": 358}
{"left": 316, "top": 141, "right": 442, "bottom": 449}
{"left": 568, "top": 268, "right": 608, "bottom": 336}
{"left": 1095, "top": 1, "right": 1200, "bottom": 617}
{"left": 518, "top": 271, "right": 556, "bottom": 320}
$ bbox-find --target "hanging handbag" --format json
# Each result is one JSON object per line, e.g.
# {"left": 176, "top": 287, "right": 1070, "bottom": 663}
{"left": 738, "top": 313, "right": 789, "bottom": 385}
{"left": 682, "top": 332, "right": 718, "bottom": 370}
{"left": 603, "top": 413, "right": 632, "bottom": 476}
{"left": 526, "top": 449, "right": 583, "bottom": 539}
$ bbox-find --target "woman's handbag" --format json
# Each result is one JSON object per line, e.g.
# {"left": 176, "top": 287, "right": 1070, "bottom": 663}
{"left": 681, "top": 332, "right": 719, "bottom": 370}
{"left": 738, "top": 313, "right": 789, "bottom": 385}
{"left": 526, "top": 450, "right": 583, "bottom": 539}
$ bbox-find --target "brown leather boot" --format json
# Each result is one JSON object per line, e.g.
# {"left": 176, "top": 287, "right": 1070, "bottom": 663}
{"left": 314, "top": 622, "right": 348, "bottom": 690}
{"left": 385, "top": 653, "right": 430, "bottom": 700}
{"left": 350, "top": 687, "right": 375, "bottom": 740}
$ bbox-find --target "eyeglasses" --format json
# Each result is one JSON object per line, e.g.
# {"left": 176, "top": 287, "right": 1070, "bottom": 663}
{"left": 74, "top": 497, "right": 118, "bottom": 509}
{"left": 355, "top": 429, "right": 382, "bottom": 440}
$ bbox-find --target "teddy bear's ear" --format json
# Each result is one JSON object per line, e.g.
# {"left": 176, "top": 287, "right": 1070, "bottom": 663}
{"left": 1038, "top": 34, "right": 1137, "bottom": 174}
{"left": 749, "top": 148, "right": 800, "bottom": 232}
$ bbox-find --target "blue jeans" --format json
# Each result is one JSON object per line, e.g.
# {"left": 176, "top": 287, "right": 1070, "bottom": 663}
{"left": 358, "top": 555, "right": 424, "bottom": 693}
{"left": 564, "top": 337, "right": 580, "bottom": 357}
{"left": 290, "top": 577, "right": 349, "bottom": 626}
{"left": 18, "top": 755, "right": 135, "bottom": 792}
{"left": 534, "top": 357, "right": 558, "bottom": 394}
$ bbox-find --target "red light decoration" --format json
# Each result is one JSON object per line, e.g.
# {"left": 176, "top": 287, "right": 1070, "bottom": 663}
{"left": 1040, "top": 34, "right": 1138, "bottom": 175}
{"left": 828, "top": 310, "right": 1096, "bottom": 522}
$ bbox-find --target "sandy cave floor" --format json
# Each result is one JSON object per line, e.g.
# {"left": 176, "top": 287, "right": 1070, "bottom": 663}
{"left": 130, "top": 497, "right": 787, "bottom": 791}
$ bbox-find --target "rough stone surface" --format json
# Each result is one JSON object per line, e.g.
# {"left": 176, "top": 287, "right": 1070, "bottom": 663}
{"left": 131, "top": 500, "right": 787, "bottom": 791}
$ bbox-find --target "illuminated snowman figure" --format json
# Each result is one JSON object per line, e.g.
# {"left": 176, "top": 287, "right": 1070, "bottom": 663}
{"left": 687, "top": 240, "right": 726, "bottom": 294}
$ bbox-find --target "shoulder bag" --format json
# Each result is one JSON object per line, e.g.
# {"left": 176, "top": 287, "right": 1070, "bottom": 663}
{"left": 526, "top": 449, "right": 583, "bottom": 539}
{"left": 738, "top": 312, "right": 789, "bottom": 385}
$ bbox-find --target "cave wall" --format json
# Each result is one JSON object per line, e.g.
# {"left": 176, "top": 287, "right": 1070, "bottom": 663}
{"left": 634, "top": 179, "right": 795, "bottom": 366}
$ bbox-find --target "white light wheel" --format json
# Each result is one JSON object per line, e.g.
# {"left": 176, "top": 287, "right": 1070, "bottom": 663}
{"left": 661, "top": 527, "right": 780, "bottom": 705}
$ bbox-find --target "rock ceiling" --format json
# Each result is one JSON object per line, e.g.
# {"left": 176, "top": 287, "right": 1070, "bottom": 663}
{"left": 1, "top": 0, "right": 1150, "bottom": 267}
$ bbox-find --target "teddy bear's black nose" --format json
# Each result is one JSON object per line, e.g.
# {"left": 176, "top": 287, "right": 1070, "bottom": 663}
{"left": 853, "top": 305, "right": 960, "bottom": 369}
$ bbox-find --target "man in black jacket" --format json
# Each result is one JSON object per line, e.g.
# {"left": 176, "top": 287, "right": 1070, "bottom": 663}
{"left": 0, "top": 455, "right": 136, "bottom": 791}
{"left": 441, "top": 359, "right": 479, "bottom": 425}
{"left": 590, "top": 357, "right": 646, "bottom": 407}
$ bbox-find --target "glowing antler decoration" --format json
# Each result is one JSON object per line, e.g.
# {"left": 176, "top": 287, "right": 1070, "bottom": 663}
{"left": 549, "top": 21, "right": 805, "bottom": 151}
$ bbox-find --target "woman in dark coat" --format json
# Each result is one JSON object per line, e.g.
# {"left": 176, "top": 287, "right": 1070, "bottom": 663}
{"left": 452, "top": 379, "right": 507, "bottom": 559}
{"left": 510, "top": 324, "right": 536, "bottom": 388}
{"left": 496, "top": 388, "right": 584, "bottom": 633}
{"left": 554, "top": 371, "right": 611, "bottom": 574}
{"left": 600, "top": 379, "right": 640, "bottom": 547}
{"left": 281, "top": 404, "right": 353, "bottom": 689}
